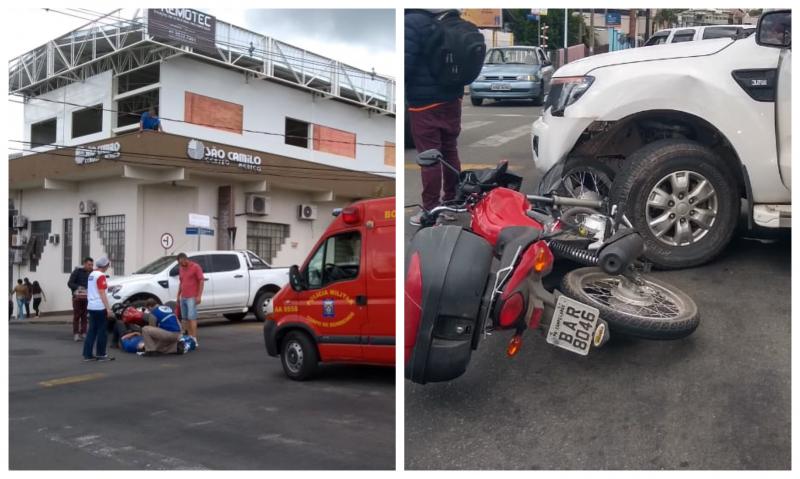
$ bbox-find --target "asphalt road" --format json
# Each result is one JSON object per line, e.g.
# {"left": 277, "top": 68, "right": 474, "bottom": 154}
{"left": 404, "top": 97, "right": 791, "bottom": 470}
{"left": 10, "top": 319, "right": 395, "bottom": 470}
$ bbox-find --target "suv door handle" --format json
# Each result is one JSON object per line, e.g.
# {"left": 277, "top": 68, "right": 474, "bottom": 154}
{"left": 356, "top": 295, "right": 367, "bottom": 306}
{"left": 234, "top": 274, "right": 244, "bottom": 278}
{"left": 204, "top": 277, "right": 209, "bottom": 281}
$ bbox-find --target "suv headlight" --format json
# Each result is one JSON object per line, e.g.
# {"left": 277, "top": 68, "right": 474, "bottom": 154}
{"left": 516, "top": 74, "right": 538, "bottom": 81}
{"left": 549, "top": 76, "right": 594, "bottom": 116}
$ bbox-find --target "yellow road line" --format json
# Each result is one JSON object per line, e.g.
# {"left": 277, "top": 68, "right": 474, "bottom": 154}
{"left": 39, "top": 372, "right": 107, "bottom": 388}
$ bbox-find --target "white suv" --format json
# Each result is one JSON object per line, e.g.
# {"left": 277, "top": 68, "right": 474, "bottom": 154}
{"left": 531, "top": 10, "right": 790, "bottom": 268}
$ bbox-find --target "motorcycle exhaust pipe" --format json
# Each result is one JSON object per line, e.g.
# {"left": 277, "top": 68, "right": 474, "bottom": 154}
{"left": 598, "top": 231, "right": 644, "bottom": 275}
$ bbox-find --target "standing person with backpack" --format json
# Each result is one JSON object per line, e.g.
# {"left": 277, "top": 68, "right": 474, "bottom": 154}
{"left": 405, "top": 9, "right": 486, "bottom": 225}
{"left": 68, "top": 257, "right": 93, "bottom": 341}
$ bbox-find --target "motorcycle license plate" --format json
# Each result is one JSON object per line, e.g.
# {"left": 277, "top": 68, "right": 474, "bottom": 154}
{"left": 546, "top": 294, "right": 600, "bottom": 356}
{"left": 491, "top": 82, "right": 512, "bottom": 91}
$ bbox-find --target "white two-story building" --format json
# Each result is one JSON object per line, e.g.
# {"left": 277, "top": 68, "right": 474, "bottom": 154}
{"left": 8, "top": 9, "right": 396, "bottom": 313}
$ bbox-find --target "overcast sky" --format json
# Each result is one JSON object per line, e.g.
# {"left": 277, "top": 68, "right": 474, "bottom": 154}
{"left": 6, "top": 8, "right": 396, "bottom": 149}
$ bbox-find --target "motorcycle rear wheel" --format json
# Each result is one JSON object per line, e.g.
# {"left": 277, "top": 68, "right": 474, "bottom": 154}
{"left": 560, "top": 267, "right": 699, "bottom": 340}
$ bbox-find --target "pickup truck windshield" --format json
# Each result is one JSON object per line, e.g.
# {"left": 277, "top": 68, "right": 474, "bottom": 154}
{"left": 134, "top": 255, "right": 176, "bottom": 274}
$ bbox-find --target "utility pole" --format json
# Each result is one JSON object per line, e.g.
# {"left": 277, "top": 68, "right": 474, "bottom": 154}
{"left": 564, "top": 8, "right": 568, "bottom": 48}
{"left": 589, "top": 9, "right": 595, "bottom": 54}
{"left": 578, "top": 9, "right": 584, "bottom": 46}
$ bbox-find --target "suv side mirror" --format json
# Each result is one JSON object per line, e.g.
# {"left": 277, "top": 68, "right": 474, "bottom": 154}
{"left": 288, "top": 265, "right": 306, "bottom": 292}
{"left": 757, "top": 10, "right": 791, "bottom": 48}
{"left": 416, "top": 149, "right": 443, "bottom": 167}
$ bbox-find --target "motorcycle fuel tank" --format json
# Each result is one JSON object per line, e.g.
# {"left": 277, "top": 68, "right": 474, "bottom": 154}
{"left": 470, "top": 188, "right": 543, "bottom": 248}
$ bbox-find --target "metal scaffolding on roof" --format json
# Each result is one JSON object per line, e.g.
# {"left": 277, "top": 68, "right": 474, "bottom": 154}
{"left": 9, "top": 9, "right": 396, "bottom": 115}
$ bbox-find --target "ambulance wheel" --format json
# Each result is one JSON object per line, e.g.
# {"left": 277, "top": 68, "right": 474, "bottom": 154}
{"left": 254, "top": 290, "right": 276, "bottom": 322}
{"left": 280, "top": 331, "right": 318, "bottom": 381}
{"left": 224, "top": 313, "right": 247, "bottom": 322}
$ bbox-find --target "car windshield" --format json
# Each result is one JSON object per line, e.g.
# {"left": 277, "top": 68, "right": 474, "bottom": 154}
{"left": 134, "top": 255, "right": 176, "bottom": 274}
{"left": 485, "top": 48, "right": 540, "bottom": 65}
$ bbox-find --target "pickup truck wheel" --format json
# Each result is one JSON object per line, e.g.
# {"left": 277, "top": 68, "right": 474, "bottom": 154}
{"left": 280, "top": 331, "right": 318, "bottom": 381}
{"left": 611, "top": 139, "right": 739, "bottom": 269}
{"left": 470, "top": 97, "right": 483, "bottom": 106}
{"left": 224, "top": 313, "right": 247, "bottom": 322}
{"left": 254, "top": 290, "right": 276, "bottom": 322}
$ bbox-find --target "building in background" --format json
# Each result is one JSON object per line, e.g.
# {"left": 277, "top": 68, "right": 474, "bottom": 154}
{"left": 8, "top": 9, "right": 395, "bottom": 313}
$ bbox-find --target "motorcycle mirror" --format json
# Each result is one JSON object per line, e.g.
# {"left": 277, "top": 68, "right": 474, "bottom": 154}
{"left": 416, "top": 149, "right": 443, "bottom": 167}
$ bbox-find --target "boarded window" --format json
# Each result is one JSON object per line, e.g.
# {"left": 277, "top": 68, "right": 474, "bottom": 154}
{"left": 31, "top": 118, "right": 57, "bottom": 147}
{"left": 184, "top": 92, "right": 243, "bottom": 134}
{"left": 384, "top": 141, "right": 396, "bottom": 167}
{"left": 313, "top": 124, "right": 356, "bottom": 159}
{"left": 72, "top": 105, "right": 103, "bottom": 138}
{"left": 285, "top": 118, "right": 310, "bottom": 148}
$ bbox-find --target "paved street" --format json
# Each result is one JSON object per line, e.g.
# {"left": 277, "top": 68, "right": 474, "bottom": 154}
{"left": 404, "top": 97, "right": 791, "bottom": 470}
{"left": 10, "top": 319, "right": 394, "bottom": 470}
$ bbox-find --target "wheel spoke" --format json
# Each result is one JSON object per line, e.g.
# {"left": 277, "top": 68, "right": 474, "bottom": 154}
{"left": 649, "top": 212, "right": 676, "bottom": 238}
{"left": 689, "top": 179, "right": 716, "bottom": 203}
{"left": 674, "top": 220, "right": 692, "bottom": 244}
{"left": 691, "top": 207, "right": 715, "bottom": 230}
{"left": 669, "top": 172, "right": 690, "bottom": 195}
{"left": 647, "top": 187, "right": 673, "bottom": 210}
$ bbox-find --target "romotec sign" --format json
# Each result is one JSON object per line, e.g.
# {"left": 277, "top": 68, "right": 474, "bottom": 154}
{"left": 147, "top": 9, "right": 216, "bottom": 52}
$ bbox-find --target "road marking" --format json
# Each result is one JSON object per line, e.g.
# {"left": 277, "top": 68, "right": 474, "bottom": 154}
{"left": 258, "top": 433, "right": 312, "bottom": 446}
{"left": 39, "top": 373, "right": 107, "bottom": 388}
{"left": 460, "top": 120, "right": 494, "bottom": 131}
{"left": 468, "top": 124, "right": 532, "bottom": 148}
{"left": 187, "top": 420, "right": 214, "bottom": 427}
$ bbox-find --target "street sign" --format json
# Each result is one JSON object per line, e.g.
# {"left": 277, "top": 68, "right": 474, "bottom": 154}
{"left": 606, "top": 12, "right": 622, "bottom": 26}
{"left": 188, "top": 213, "right": 211, "bottom": 228}
{"left": 160, "top": 232, "right": 174, "bottom": 249}
{"left": 186, "top": 227, "right": 214, "bottom": 236}
{"left": 531, "top": 8, "right": 548, "bottom": 16}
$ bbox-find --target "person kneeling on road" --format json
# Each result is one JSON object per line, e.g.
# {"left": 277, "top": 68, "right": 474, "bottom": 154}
{"left": 140, "top": 299, "right": 182, "bottom": 356}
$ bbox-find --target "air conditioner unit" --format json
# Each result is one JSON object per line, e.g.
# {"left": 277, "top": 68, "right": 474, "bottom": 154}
{"left": 48, "top": 233, "right": 60, "bottom": 245}
{"left": 12, "top": 250, "right": 26, "bottom": 265}
{"left": 79, "top": 200, "right": 98, "bottom": 215}
{"left": 298, "top": 204, "right": 318, "bottom": 221}
{"left": 246, "top": 195, "right": 271, "bottom": 216}
{"left": 12, "top": 215, "right": 28, "bottom": 229}
{"left": 11, "top": 233, "right": 28, "bottom": 248}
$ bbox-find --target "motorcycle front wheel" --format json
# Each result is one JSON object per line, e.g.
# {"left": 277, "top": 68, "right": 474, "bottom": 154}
{"left": 560, "top": 267, "right": 699, "bottom": 340}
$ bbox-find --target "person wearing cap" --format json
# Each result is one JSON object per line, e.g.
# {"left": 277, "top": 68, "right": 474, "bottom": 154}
{"left": 82, "top": 256, "right": 115, "bottom": 362}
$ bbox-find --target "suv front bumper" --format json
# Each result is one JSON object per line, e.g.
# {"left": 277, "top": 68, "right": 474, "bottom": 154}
{"left": 531, "top": 109, "right": 595, "bottom": 175}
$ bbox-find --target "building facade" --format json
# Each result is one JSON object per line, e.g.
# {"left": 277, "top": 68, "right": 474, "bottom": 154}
{"left": 9, "top": 9, "right": 395, "bottom": 313}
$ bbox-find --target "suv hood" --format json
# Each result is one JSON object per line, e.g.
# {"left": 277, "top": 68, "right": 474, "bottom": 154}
{"left": 555, "top": 38, "right": 733, "bottom": 77}
{"left": 107, "top": 274, "right": 158, "bottom": 287}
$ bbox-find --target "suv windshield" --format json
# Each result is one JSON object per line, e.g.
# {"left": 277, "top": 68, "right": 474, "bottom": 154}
{"left": 134, "top": 255, "right": 176, "bottom": 274}
{"left": 485, "top": 48, "right": 540, "bottom": 65}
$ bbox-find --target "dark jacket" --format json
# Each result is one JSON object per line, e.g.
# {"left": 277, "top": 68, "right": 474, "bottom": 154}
{"left": 405, "top": 9, "right": 465, "bottom": 107}
{"left": 67, "top": 267, "right": 90, "bottom": 293}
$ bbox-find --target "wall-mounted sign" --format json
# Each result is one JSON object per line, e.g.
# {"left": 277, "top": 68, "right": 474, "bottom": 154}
{"left": 147, "top": 9, "right": 216, "bottom": 52}
{"left": 75, "top": 142, "right": 121, "bottom": 165}
{"left": 606, "top": 12, "right": 622, "bottom": 26}
{"left": 187, "top": 139, "right": 262, "bottom": 172}
{"left": 461, "top": 9, "right": 502, "bottom": 28}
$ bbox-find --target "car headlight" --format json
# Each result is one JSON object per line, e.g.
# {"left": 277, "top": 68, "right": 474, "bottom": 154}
{"left": 108, "top": 285, "right": 122, "bottom": 295}
{"left": 549, "top": 76, "right": 594, "bottom": 116}
{"left": 516, "top": 74, "right": 538, "bottom": 81}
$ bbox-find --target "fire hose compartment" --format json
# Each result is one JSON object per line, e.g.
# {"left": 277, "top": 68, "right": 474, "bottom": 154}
{"left": 405, "top": 225, "right": 493, "bottom": 384}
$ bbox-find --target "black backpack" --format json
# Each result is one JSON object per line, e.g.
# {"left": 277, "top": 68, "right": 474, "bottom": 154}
{"left": 424, "top": 11, "right": 487, "bottom": 87}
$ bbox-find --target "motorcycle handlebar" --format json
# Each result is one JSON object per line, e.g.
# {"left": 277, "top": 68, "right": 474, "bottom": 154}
{"left": 526, "top": 194, "right": 604, "bottom": 209}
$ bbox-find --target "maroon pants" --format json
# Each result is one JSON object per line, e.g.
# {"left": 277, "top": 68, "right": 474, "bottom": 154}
{"left": 72, "top": 297, "right": 88, "bottom": 335}
{"left": 410, "top": 99, "right": 463, "bottom": 210}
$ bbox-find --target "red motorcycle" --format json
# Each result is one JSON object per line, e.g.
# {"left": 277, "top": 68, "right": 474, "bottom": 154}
{"left": 405, "top": 150, "right": 699, "bottom": 384}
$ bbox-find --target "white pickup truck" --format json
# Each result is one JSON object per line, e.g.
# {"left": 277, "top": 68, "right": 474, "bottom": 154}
{"left": 531, "top": 10, "right": 790, "bottom": 268}
{"left": 106, "top": 250, "right": 289, "bottom": 321}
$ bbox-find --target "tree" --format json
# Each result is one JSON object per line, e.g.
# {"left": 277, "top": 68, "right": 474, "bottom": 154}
{"left": 504, "top": 9, "right": 588, "bottom": 48}
{"left": 653, "top": 9, "right": 681, "bottom": 29}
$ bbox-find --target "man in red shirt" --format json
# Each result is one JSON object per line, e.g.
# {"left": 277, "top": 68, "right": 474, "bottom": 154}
{"left": 176, "top": 252, "right": 204, "bottom": 345}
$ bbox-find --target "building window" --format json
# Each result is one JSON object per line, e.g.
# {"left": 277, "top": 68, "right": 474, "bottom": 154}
{"left": 30, "top": 118, "right": 57, "bottom": 147}
{"left": 28, "top": 220, "right": 52, "bottom": 273}
{"left": 63, "top": 218, "right": 73, "bottom": 274}
{"left": 80, "top": 217, "right": 91, "bottom": 261}
{"left": 117, "top": 90, "right": 160, "bottom": 128}
{"left": 116, "top": 64, "right": 160, "bottom": 94}
{"left": 247, "top": 221, "right": 290, "bottom": 264}
{"left": 96, "top": 215, "right": 125, "bottom": 276}
{"left": 285, "top": 118, "right": 310, "bottom": 148}
{"left": 72, "top": 104, "right": 103, "bottom": 138}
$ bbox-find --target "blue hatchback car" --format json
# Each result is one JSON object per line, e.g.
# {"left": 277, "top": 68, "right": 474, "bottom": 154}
{"left": 469, "top": 46, "right": 555, "bottom": 106}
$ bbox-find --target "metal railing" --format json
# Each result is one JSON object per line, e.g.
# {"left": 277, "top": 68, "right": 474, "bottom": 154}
{"left": 9, "top": 9, "right": 395, "bottom": 114}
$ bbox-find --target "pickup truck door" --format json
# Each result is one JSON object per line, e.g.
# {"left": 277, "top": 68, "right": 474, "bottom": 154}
{"left": 168, "top": 254, "right": 214, "bottom": 310}
{"left": 207, "top": 253, "right": 249, "bottom": 311}
{"left": 361, "top": 222, "right": 396, "bottom": 364}
{"left": 777, "top": 48, "right": 791, "bottom": 190}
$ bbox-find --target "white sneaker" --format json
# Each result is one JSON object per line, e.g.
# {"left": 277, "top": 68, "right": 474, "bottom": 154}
{"left": 74, "top": 334, "right": 81, "bottom": 342}
{"left": 409, "top": 211, "right": 424, "bottom": 226}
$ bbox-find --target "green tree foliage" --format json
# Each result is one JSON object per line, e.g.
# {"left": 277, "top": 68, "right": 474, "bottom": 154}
{"left": 504, "top": 9, "right": 588, "bottom": 49}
